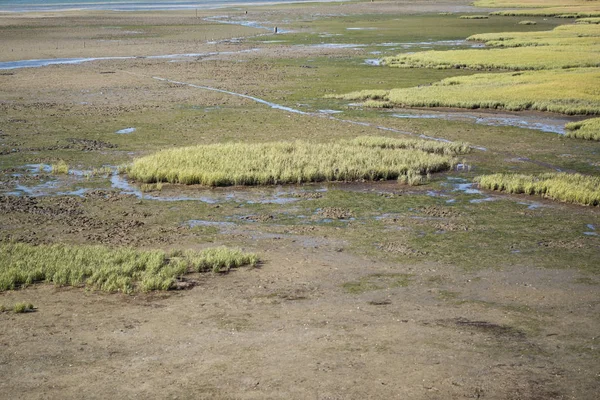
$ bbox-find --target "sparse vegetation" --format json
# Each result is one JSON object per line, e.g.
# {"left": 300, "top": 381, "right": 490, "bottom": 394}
{"left": 476, "top": 173, "right": 600, "bottom": 206}
{"left": 126, "top": 140, "right": 461, "bottom": 186}
{"left": 0, "top": 243, "right": 259, "bottom": 293}
{"left": 565, "top": 118, "right": 600, "bottom": 141}
{"left": 518, "top": 20, "right": 537, "bottom": 25}
{"left": 460, "top": 15, "right": 489, "bottom": 19}
{"left": 474, "top": 0, "right": 600, "bottom": 18}
{"left": 468, "top": 24, "right": 600, "bottom": 48}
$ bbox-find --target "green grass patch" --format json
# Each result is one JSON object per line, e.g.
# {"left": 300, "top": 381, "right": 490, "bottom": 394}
{"left": 126, "top": 138, "right": 464, "bottom": 186}
{"left": 565, "top": 118, "right": 600, "bottom": 141}
{"left": 331, "top": 68, "right": 600, "bottom": 115}
{"left": 0, "top": 243, "right": 259, "bottom": 293}
{"left": 475, "top": 173, "right": 600, "bottom": 206}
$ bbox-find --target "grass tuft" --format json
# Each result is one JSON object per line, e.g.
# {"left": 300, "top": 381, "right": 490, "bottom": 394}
{"left": 460, "top": 15, "right": 489, "bottom": 19}
{"left": 51, "top": 160, "right": 69, "bottom": 175}
{"left": 13, "top": 302, "right": 34, "bottom": 313}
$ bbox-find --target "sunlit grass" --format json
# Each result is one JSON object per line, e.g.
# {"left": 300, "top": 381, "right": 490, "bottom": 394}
{"left": 468, "top": 24, "right": 600, "bottom": 48}
{"left": 0, "top": 243, "right": 259, "bottom": 293}
{"left": 382, "top": 44, "right": 600, "bottom": 70}
{"left": 126, "top": 139, "right": 465, "bottom": 187}
{"left": 347, "top": 136, "right": 471, "bottom": 156}
{"left": 474, "top": 0, "right": 600, "bottom": 17}
{"left": 565, "top": 118, "right": 600, "bottom": 140}
{"left": 331, "top": 68, "right": 600, "bottom": 115}
{"left": 577, "top": 17, "right": 600, "bottom": 24}
{"left": 476, "top": 173, "right": 600, "bottom": 206}
{"left": 518, "top": 20, "right": 537, "bottom": 25}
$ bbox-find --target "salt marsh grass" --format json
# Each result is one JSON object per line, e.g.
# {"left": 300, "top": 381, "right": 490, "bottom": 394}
{"left": 468, "top": 24, "right": 600, "bottom": 48}
{"left": 460, "top": 15, "right": 489, "bottom": 19}
{"left": 577, "top": 17, "right": 600, "bottom": 24}
{"left": 333, "top": 69, "right": 600, "bottom": 115}
{"left": 518, "top": 20, "right": 537, "bottom": 25}
{"left": 382, "top": 45, "right": 600, "bottom": 70}
{"left": 0, "top": 243, "right": 258, "bottom": 293}
{"left": 565, "top": 118, "right": 600, "bottom": 140}
{"left": 347, "top": 136, "right": 471, "bottom": 156}
{"left": 474, "top": 0, "right": 600, "bottom": 17}
{"left": 126, "top": 140, "right": 462, "bottom": 187}
{"left": 476, "top": 173, "right": 600, "bottom": 206}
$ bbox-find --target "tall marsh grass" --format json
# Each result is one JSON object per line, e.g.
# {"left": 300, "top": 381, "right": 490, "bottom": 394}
{"left": 126, "top": 139, "right": 465, "bottom": 186}
{"left": 0, "top": 243, "right": 259, "bottom": 293}
{"left": 565, "top": 118, "right": 600, "bottom": 140}
{"left": 476, "top": 173, "right": 600, "bottom": 206}
{"left": 474, "top": 0, "right": 600, "bottom": 17}
{"left": 468, "top": 24, "right": 600, "bottom": 48}
{"left": 332, "top": 69, "right": 600, "bottom": 115}
{"left": 382, "top": 45, "right": 600, "bottom": 70}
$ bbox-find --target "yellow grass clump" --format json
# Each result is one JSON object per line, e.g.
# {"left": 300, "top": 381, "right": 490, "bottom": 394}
{"left": 51, "top": 160, "right": 69, "bottom": 175}
{"left": 347, "top": 136, "right": 471, "bottom": 156}
{"left": 331, "top": 68, "right": 600, "bottom": 115}
{"left": 476, "top": 172, "right": 600, "bottom": 206}
{"left": 0, "top": 243, "right": 259, "bottom": 293}
{"left": 382, "top": 44, "right": 600, "bottom": 71}
{"left": 565, "top": 118, "right": 600, "bottom": 140}
{"left": 126, "top": 139, "right": 464, "bottom": 186}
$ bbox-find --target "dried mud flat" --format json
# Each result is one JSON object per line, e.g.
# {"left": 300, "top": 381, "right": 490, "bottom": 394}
{"left": 1, "top": 1, "right": 599, "bottom": 399}
{"left": 1, "top": 241, "right": 599, "bottom": 399}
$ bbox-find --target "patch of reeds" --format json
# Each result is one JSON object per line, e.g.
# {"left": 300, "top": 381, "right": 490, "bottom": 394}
{"left": 518, "top": 20, "right": 537, "bottom": 25}
{"left": 126, "top": 140, "right": 462, "bottom": 187}
{"left": 475, "top": 173, "right": 600, "bottom": 206}
{"left": 565, "top": 118, "right": 600, "bottom": 141}
{"left": 460, "top": 15, "right": 489, "bottom": 19}
{"left": 335, "top": 69, "right": 600, "bottom": 115}
{"left": 0, "top": 243, "right": 259, "bottom": 293}
{"left": 51, "top": 160, "right": 69, "bottom": 175}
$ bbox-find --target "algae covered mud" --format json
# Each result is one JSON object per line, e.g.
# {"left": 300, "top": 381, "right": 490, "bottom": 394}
{"left": 1, "top": 0, "right": 599, "bottom": 399}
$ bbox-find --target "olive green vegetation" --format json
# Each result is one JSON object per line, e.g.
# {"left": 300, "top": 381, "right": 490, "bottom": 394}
{"left": 0, "top": 243, "right": 259, "bottom": 293}
{"left": 346, "top": 136, "right": 471, "bottom": 156}
{"left": 475, "top": 173, "right": 600, "bottom": 206}
{"left": 126, "top": 138, "right": 467, "bottom": 186}
{"left": 565, "top": 118, "right": 600, "bottom": 140}
{"left": 329, "top": 68, "right": 600, "bottom": 115}
{"left": 460, "top": 15, "right": 489, "bottom": 19}
{"left": 519, "top": 20, "right": 537, "bottom": 25}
